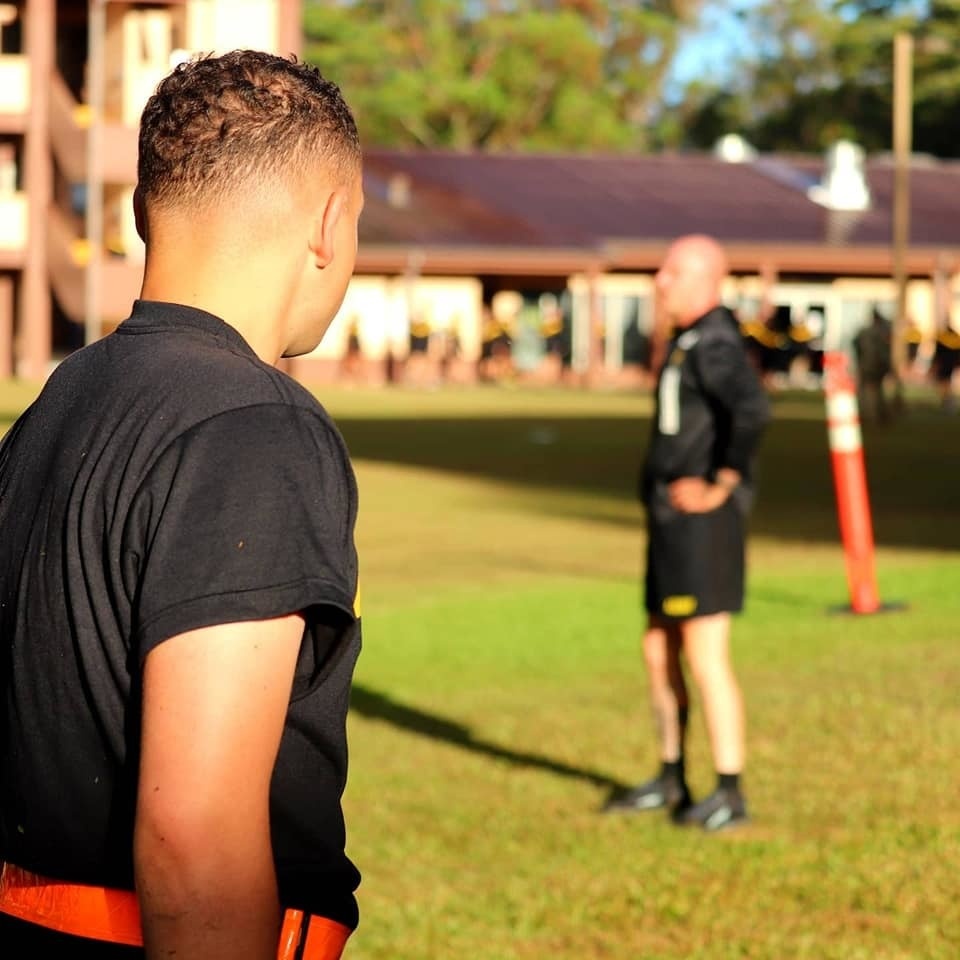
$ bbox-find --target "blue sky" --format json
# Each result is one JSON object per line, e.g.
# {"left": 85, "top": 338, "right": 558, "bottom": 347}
{"left": 668, "top": 2, "right": 751, "bottom": 93}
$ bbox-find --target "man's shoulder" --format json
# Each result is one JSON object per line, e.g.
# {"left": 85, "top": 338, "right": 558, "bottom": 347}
{"left": 91, "top": 332, "right": 340, "bottom": 475}
{"left": 697, "top": 307, "right": 742, "bottom": 343}
{"left": 684, "top": 309, "right": 745, "bottom": 363}
{"left": 110, "top": 300, "right": 324, "bottom": 416}
{"left": 129, "top": 327, "right": 326, "bottom": 421}
{"left": 161, "top": 378, "right": 339, "bottom": 464}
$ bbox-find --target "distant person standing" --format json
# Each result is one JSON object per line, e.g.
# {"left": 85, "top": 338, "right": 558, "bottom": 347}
{"left": 479, "top": 291, "right": 518, "bottom": 382}
{"left": 853, "top": 308, "right": 893, "bottom": 424}
{"left": 604, "top": 235, "right": 770, "bottom": 831}
{"left": 405, "top": 307, "right": 434, "bottom": 386}
{"left": 903, "top": 319, "right": 923, "bottom": 377}
{"left": 536, "top": 293, "right": 566, "bottom": 384}
{"left": 932, "top": 321, "right": 960, "bottom": 413}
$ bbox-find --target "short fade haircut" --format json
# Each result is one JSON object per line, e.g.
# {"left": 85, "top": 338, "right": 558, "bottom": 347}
{"left": 138, "top": 50, "right": 361, "bottom": 210}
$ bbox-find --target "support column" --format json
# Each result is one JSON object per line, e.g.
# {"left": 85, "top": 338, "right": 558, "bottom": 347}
{"left": 21, "top": 0, "right": 54, "bottom": 380}
{"left": 0, "top": 273, "right": 13, "bottom": 378}
{"left": 586, "top": 267, "right": 603, "bottom": 385}
{"left": 85, "top": 0, "right": 106, "bottom": 347}
{"left": 891, "top": 32, "right": 912, "bottom": 378}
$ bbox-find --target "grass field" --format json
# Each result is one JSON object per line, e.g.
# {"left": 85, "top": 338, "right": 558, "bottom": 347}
{"left": 2, "top": 379, "right": 959, "bottom": 959}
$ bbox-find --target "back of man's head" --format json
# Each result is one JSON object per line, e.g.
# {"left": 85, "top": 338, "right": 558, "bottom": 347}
{"left": 137, "top": 50, "right": 361, "bottom": 217}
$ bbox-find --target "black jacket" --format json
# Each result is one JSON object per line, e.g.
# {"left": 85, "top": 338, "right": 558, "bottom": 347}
{"left": 642, "top": 306, "right": 770, "bottom": 506}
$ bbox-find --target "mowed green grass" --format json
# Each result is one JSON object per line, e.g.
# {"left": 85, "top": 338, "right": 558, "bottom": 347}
{"left": 3, "top": 380, "right": 959, "bottom": 959}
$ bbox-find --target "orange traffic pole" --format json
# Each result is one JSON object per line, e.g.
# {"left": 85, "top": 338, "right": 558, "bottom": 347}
{"left": 822, "top": 351, "right": 881, "bottom": 614}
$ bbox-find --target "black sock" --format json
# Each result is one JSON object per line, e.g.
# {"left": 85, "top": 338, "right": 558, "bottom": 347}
{"left": 717, "top": 772, "right": 741, "bottom": 793}
{"left": 662, "top": 758, "right": 685, "bottom": 781}
{"left": 667, "top": 706, "right": 689, "bottom": 780}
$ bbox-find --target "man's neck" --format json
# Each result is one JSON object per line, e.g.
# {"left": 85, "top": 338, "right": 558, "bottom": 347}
{"left": 140, "top": 260, "right": 288, "bottom": 365}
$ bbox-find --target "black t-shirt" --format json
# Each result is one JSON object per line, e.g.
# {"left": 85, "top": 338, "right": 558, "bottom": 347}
{"left": 642, "top": 306, "right": 770, "bottom": 508}
{"left": 0, "top": 301, "right": 361, "bottom": 928}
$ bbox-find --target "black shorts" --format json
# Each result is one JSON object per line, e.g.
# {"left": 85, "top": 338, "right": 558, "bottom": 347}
{"left": 644, "top": 491, "right": 745, "bottom": 620}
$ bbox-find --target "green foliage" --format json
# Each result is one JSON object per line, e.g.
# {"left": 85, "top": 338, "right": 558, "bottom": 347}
{"left": 682, "top": 0, "right": 960, "bottom": 157}
{"left": 912, "top": 0, "right": 960, "bottom": 157}
{"left": 303, "top": 0, "right": 960, "bottom": 156}
{"left": 303, "top": 0, "right": 698, "bottom": 150}
{"left": 0, "top": 380, "right": 40, "bottom": 435}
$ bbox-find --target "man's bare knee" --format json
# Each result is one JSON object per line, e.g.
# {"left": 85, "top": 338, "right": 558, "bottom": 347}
{"left": 681, "top": 614, "right": 732, "bottom": 673}
{"left": 643, "top": 617, "right": 681, "bottom": 673}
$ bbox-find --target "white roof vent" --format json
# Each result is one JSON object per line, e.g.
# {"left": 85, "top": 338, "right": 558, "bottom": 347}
{"left": 713, "top": 134, "right": 757, "bottom": 164}
{"left": 808, "top": 140, "right": 871, "bottom": 212}
{"left": 387, "top": 172, "right": 412, "bottom": 209}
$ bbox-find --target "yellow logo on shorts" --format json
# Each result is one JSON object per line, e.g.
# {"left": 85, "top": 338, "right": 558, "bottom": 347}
{"left": 662, "top": 595, "right": 698, "bottom": 617}
{"left": 353, "top": 583, "right": 362, "bottom": 618}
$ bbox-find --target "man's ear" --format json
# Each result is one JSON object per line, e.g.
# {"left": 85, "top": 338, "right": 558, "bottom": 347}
{"left": 133, "top": 186, "right": 147, "bottom": 243}
{"left": 308, "top": 189, "right": 347, "bottom": 268}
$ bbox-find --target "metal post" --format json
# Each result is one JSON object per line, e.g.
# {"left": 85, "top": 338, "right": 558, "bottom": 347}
{"left": 22, "top": 0, "right": 54, "bottom": 379}
{"left": 587, "top": 267, "right": 602, "bottom": 385}
{"left": 85, "top": 0, "right": 106, "bottom": 346}
{"left": 891, "top": 32, "right": 912, "bottom": 378}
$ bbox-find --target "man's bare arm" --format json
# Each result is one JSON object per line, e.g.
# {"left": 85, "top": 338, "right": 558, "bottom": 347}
{"left": 135, "top": 614, "right": 303, "bottom": 960}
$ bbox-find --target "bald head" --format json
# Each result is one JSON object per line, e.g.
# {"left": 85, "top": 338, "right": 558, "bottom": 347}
{"left": 655, "top": 234, "right": 728, "bottom": 328}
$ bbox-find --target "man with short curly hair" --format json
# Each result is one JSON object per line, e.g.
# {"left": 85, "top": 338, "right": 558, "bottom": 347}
{"left": 0, "top": 51, "right": 364, "bottom": 959}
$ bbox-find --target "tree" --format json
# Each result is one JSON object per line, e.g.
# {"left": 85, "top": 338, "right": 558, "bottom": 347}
{"left": 680, "top": 0, "right": 960, "bottom": 158}
{"left": 303, "top": 0, "right": 700, "bottom": 151}
{"left": 305, "top": 0, "right": 960, "bottom": 158}
{"left": 912, "top": 0, "right": 960, "bottom": 158}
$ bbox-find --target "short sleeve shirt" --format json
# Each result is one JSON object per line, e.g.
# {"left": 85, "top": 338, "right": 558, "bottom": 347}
{"left": 0, "top": 301, "right": 361, "bottom": 927}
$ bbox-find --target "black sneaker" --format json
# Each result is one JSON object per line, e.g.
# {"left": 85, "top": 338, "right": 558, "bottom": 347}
{"left": 676, "top": 787, "right": 749, "bottom": 831}
{"left": 602, "top": 774, "right": 691, "bottom": 814}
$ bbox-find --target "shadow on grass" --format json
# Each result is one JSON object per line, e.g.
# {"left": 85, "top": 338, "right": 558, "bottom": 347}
{"left": 336, "top": 403, "right": 960, "bottom": 552}
{"left": 351, "top": 684, "right": 629, "bottom": 792}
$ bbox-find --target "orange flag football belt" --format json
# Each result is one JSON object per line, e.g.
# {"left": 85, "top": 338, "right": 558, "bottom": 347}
{"left": 0, "top": 862, "right": 350, "bottom": 959}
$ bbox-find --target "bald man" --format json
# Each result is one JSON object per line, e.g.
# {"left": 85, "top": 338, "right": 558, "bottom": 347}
{"left": 605, "top": 235, "right": 770, "bottom": 830}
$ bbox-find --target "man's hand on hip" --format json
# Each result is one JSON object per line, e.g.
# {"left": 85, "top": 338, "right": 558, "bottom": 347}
{"left": 668, "top": 475, "right": 734, "bottom": 513}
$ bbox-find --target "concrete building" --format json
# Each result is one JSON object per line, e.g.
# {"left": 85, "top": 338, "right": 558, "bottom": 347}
{"left": 3, "top": 3, "right": 959, "bottom": 387}
{"left": 331, "top": 144, "right": 960, "bottom": 388}
{"left": 0, "top": 0, "right": 301, "bottom": 379}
